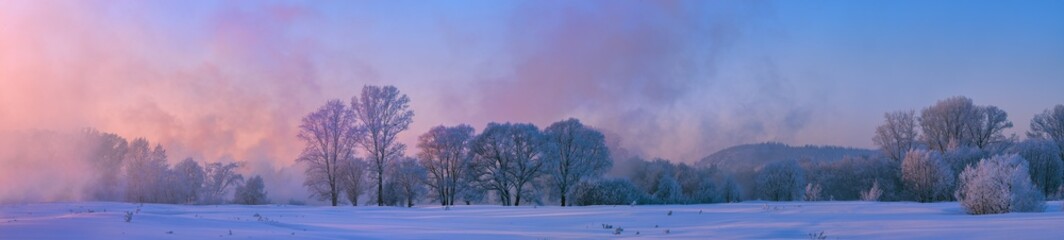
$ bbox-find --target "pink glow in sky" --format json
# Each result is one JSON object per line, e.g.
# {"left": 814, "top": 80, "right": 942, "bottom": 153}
{"left": 2, "top": 1, "right": 1063, "bottom": 202}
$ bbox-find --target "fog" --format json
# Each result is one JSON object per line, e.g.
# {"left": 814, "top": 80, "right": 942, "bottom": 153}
{"left": 2, "top": 1, "right": 1062, "bottom": 203}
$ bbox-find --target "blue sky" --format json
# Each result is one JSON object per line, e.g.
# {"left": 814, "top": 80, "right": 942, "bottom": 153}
{"left": 1, "top": 0, "right": 1062, "bottom": 163}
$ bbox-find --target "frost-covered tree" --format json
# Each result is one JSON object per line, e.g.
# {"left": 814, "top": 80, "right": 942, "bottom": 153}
{"left": 202, "top": 162, "right": 244, "bottom": 204}
{"left": 1010, "top": 139, "right": 1063, "bottom": 196}
{"left": 390, "top": 157, "right": 428, "bottom": 207}
{"left": 902, "top": 149, "right": 954, "bottom": 202}
{"left": 942, "top": 146, "right": 986, "bottom": 178}
{"left": 124, "top": 139, "right": 170, "bottom": 203}
{"left": 297, "top": 99, "right": 361, "bottom": 206}
{"left": 234, "top": 175, "right": 268, "bottom": 205}
{"left": 873, "top": 110, "right": 919, "bottom": 162}
{"left": 417, "top": 125, "right": 474, "bottom": 206}
{"left": 543, "top": 118, "right": 612, "bottom": 206}
{"left": 720, "top": 176, "right": 742, "bottom": 203}
{"left": 352, "top": 85, "right": 415, "bottom": 207}
{"left": 919, "top": 96, "right": 1012, "bottom": 152}
{"left": 83, "top": 129, "right": 129, "bottom": 201}
{"left": 654, "top": 174, "right": 683, "bottom": 204}
{"left": 339, "top": 157, "right": 369, "bottom": 206}
{"left": 469, "top": 122, "right": 547, "bottom": 206}
{"left": 1029, "top": 105, "right": 1064, "bottom": 162}
{"left": 570, "top": 178, "right": 645, "bottom": 206}
{"left": 956, "top": 154, "right": 1045, "bottom": 215}
{"left": 756, "top": 160, "right": 804, "bottom": 201}
{"left": 171, "top": 158, "right": 205, "bottom": 204}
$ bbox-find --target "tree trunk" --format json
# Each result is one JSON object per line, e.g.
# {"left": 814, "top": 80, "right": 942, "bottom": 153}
{"left": 377, "top": 169, "right": 384, "bottom": 206}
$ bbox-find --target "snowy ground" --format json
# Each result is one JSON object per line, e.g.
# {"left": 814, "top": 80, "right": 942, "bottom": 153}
{"left": 1, "top": 201, "right": 1061, "bottom": 239}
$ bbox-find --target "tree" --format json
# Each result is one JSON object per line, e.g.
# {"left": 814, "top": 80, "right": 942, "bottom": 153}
{"left": 873, "top": 110, "right": 919, "bottom": 162}
{"left": 720, "top": 176, "right": 742, "bottom": 203}
{"left": 124, "top": 139, "right": 170, "bottom": 203}
{"left": 417, "top": 125, "right": 474, "bottom": 206}
{"left": 469, "top": 122, "right": 547, "bottom": 206}
{"left": 570, "top": 179, "right": 645, "bottom": 206}
{"left": 234, "top": 175, "right": 268, "bottom": 205}
{"left": 653, "top": 174, "right": 683, "bottom": 204}
{"left": 390, "top": 157, "right": 428, "bottom": 207}
{"left": 956, "top": 154, "right": 1044, "bottom": 215}
{"left": 543, "top": 118, "right": 612, "bottom": 206}
{"left": 297, "top": 99, "right": 361, "bottom": 206}
{"left": 919, "top": 96, "right": 1012, "bottom": 152}
{"left": 1029, "top": 104, "right": 1064, "bottom": 161}
{"left": 968, "top": 106, "right": 1012, "bottom": 150}
{"left": 202, "top": 162, "right": 244, "bottom": 204}
{"left": 83, "top": 129, "right": 129, "bottom": 201}
{"left": 901, "top": 149, "right": 954, "bottom": 202}
{"left": 171, "top": 158, "right": 205, "bottom": 204}
{"left": 339, "top": 157, "right": 369, "bottom": 206}
{"left": 756, "top": 160, "right": 804, "bottom": 201}
{"left": 352, "top": 85, "right": 415, "bottom": 206}
{"left": 1010, "top": 139, "right": 1063, "bottom": 196}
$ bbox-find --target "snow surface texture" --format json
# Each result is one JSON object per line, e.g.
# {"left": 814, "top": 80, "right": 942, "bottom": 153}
{"left": 2, "top": 201, "right": 1062, "bottom": 239}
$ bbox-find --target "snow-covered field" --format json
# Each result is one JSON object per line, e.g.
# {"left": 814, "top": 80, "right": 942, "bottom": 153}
{"left": 1, "top": 201, "right": 1061, "bottom": 239}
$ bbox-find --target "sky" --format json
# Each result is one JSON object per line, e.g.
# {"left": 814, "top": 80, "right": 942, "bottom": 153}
{"left": 1, "top": 1, "right": 1063, "bottom": 201}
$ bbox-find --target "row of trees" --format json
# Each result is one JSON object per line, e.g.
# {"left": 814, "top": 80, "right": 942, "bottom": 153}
{"left": 298, "top": 86, "right": 613, "bottom": 207}
{"left": 298, "top": 88, "right": 1064, "bottom": 211}
{"left": 82, "top": 130, "right": 267, "bottom": 205}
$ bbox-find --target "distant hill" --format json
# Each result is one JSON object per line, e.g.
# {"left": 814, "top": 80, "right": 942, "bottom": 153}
{"left": 695, "top": 142, "right": 878, "bottom": 173}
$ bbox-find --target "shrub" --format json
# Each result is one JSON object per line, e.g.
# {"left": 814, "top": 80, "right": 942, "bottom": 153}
{"left": 956, "top": 154, "right": 1045, "bottom": 215}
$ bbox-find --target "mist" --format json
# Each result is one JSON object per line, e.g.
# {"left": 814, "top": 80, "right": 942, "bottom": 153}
{"left": 2, "top": 1, "right": 1062, "bottom": 203}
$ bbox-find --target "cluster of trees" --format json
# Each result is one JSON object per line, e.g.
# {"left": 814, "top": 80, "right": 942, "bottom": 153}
{"left": 82, "top": 130, "right": 266, "bottom": 205}
{"left": 871, "top": 97, "right": 1064, "bottom": 214}
{"left": 299, "top": 86, "right": 613, "bottom": 207}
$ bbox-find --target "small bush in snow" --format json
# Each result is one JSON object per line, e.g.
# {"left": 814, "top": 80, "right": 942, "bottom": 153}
{"left": 124, "top": 211, "right": 133, "bottom": 223}
{"left": 956, "top": 154, "right": 1045, "bottom": 215}
{"left": 860, "top": 180, "right": 883, "bottom": 201}
{"left": 613, "top": 227, "right": 623, "bottom": 235}
{"left": 808, "top": 231, "right": 827, "bottom": 240}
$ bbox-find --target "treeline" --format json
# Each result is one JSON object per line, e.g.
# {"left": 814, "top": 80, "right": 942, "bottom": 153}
{"left": 77, "top": 130, "right": 267, "bottom": 205}
{"left": 302, "top": 87, "right": 1064, "bottom": 212}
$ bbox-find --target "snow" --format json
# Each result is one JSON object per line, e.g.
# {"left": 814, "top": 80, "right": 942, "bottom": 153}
{"left": 2, "top": 201, "right": 1062, "bottom": 239}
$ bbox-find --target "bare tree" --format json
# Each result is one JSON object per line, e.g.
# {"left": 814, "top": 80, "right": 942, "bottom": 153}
{"left": 234, "top": 175, "right": 268, "bottom": 205}
{"left": 124, "top": 139, "right": 170, "bottom": 203}
{"left": 352, "top": 85, "right": 414, "bottom": 206}
{"left": 297, "top": 99, "right": 361, "bottom": 206}
{"left": 390, "top": 157, "right": 428, "bottom": 207}
{"left": 544, "top": 118, "right": 612, "bottom": 206}
{"left": 873, "top": 110, "right": 919, "bottom": 162}
{"left": 339, "top": 157, "right": 369, "bottom": 206}
{"left": 1029, "top": 104, "right": 1064, "bottom": 161}
{"left": 469, "top": 122, "right": 548, "bottom": 206}
{"left": 171, "top": 158, "right": 205, "bottom": 204}
{"left": 417, "top": 125, "right": 474, "bottom": 206}
{"left": 919, "top": 96, "right": 1012, "bottom": 152}
{"left": 83, "top": 129, "right": 129, "bottom": 201}
{"left": 202, "top": 162, "right": 244, "bottom": 204}
{"left": 902, "top": 149, "right": 954, "bottom": 202}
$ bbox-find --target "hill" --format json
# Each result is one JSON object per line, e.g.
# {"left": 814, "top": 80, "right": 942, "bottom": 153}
{"left": 695, "top": 142, "right": 878, "bottom": 173}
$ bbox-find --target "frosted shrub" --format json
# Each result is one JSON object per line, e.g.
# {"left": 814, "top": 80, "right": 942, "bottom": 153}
{"left": 860, "top": 180, "right": 883, "bottom": 201}
{"left": 956, "top": 154, "right": 1045, "bottom": 215}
